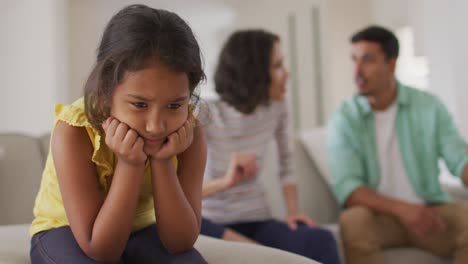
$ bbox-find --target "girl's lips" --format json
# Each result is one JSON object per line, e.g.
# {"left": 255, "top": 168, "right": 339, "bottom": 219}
{"left": 144, "top": 137, "right": 166, "bottom": 146}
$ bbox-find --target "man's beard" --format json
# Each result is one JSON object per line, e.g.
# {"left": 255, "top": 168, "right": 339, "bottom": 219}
{"left": 357, "top": 89, "right": 373, "bottom": 96}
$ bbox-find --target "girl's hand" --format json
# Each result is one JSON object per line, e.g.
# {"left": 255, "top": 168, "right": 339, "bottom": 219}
{"left": 102, "top": 117, "right": 147, "bottom": 166}
{"left": 151, "top": 116, "right": 194, "bottom": 161}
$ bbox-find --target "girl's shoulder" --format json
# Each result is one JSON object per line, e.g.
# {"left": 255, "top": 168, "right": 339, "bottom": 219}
{"left": 54, "top": 97, "right": 91, "bottom": 128}
{"left": 53, "top": 98, "right": 114, "bottom": 186}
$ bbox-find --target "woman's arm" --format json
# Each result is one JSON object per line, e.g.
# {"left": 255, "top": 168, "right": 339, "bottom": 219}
{"left": 53, "top": 120, "right": 146, "bottom": 262}
{"left": 283, "top": 184, "right": 299, "bottom": 217}
{"left": 282, "top": 184, "right": 316, "bottom": 229}
{"left": 274, "top": 104, "right": 316, "bottom": 229}
{"left": 202, "top": 177, "right": 229, "bottom": 197}
{"left": 151, "top": 120, "right": 207, "bottom": 253}
{"left": 202, "top": 153, "right": 257, "bottom": 198}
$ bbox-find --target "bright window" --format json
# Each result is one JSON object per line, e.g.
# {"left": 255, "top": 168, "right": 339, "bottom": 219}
{"left": 395, "top": 26, "right": 429, "bottom": 90}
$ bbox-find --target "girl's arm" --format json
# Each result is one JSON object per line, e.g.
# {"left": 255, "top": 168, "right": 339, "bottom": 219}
{"left": 151, "top": 119, "right": 207, "bottom": 253}
{"left": 53, "top": 119, "right": 146, "bottom": 262}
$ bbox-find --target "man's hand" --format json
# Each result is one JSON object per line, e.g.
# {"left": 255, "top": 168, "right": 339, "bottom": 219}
{"left": 395, "top": 202, "right": 446, "bottom": 237}
{"left": 460, "top": 162, "right": 468, "bottom": 186}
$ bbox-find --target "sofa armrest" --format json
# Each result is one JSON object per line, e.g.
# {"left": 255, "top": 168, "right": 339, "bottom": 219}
{"left": 0, "top": 224, "right": 30, "bottom": 264}
{"left": 293, "top": 139, "right": 340, "bottom": 224}
{"left": 195, "top": 235, "right": 319, "bottom": 264}
{"left": 0, "top": 133, "right": 44, "bottom": 225}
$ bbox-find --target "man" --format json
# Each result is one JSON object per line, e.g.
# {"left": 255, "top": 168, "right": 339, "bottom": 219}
{"left": 327, "top": 25, "right": 468, "bottom": 264}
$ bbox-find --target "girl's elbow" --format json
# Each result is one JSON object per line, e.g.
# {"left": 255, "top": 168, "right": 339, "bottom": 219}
{"left": 88, "top": 251, "right": 122, "bottom": 263}
{"left": 83, "top": 244, "right": 122, "bottom": 263}
{"left": 166, "top": 244, "right": 195, "bottom": 255}
{"left": 163, "top": 235, "right": 198, "bottom": 254}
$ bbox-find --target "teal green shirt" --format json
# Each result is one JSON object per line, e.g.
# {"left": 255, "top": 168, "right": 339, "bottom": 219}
{"left": 327, "top": 83, "right": 468, "bottom": 207}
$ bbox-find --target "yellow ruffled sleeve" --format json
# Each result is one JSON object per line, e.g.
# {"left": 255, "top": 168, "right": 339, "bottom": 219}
{"left": 54, "top": 98, "right": 115, "bottom": 193}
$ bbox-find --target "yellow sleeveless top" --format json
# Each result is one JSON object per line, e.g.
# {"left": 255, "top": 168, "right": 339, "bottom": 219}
{"left": 30, "top": 98, "right": 176, "bottom": 236}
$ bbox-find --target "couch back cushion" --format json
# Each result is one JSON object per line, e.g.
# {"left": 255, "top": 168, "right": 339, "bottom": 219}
{"left": 298, "top": 127, "right": 331, "bottom": 184}
{"left": 39, "top": 134, "right": 51, "bottom": 162}
{"left": 0, "top": 134, "right": 43, "bottom": 224}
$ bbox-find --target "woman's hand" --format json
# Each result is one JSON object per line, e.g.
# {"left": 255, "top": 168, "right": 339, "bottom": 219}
{"left": 222, "top": 153, "right": 257, "bottom": 189}
{"left": 151, "top": 116, "right": 194, "bottom": 161}
{"left": 102, "top": 117, "right": 147, "bottom": 166}
{"left": 286, "top": 213, "right": 317, "bottom": 230}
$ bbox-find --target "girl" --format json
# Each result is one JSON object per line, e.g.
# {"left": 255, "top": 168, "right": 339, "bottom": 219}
{"left": 30, "top": 5, "right": 207, "bottom": 263}
{"left": 199, "top": 29, "right": 341, "bottom": 264}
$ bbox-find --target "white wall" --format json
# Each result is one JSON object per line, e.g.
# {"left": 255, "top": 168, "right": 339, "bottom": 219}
{"left": 369, "top": 0, "right": 468, "bottom": 138}
{"left": 321, "top": 0, "right": 372, "bottom": 121}
{"left": 230, "top": 0, "right": 372, "bottom": 130}
{"left": 6, "top": 0, "right": 468, "bottom": 138}
{"left": 0, "top": 0, "right": 236, "bottom": 135}
{"left": 67, "top": 0, "right": 237, "bottom": 102}
{"left": 0, "top": 0, "right": 375, "bottom": 134}
{"left": 420, "top": 0, "right": 468, "bottom": 138}
{"left": 0, "top": 0, "right": 68, "bottom": 136}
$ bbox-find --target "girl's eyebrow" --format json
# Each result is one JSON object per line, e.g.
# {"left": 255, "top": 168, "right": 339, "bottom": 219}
{"left": 127, "top": 94, "right": 151, "bottom": 101}
{"left": 172, "top": 96, "right": 188, "bottom": 102}
{"left": 127, "top": 94, "right": 188, "bottom": 102}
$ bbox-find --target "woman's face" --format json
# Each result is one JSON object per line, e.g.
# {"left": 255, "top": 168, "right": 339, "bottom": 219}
{"left": 110, "top": 64, "right": 190, "bottom": 154}
{"left": 269, "top": 41, "right": 289, "bottom": 102}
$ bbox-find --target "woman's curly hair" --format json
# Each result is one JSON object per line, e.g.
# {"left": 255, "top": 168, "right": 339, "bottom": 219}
{"left": 214, "top": 29, "right": 279, "bottom": 114}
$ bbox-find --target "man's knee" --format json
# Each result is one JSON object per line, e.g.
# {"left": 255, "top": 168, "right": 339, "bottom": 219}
{"left": 445, "top": 203, "right": 468, "bottom": 245}
{"left": 340, "top": 206, "right": 375, "bottom": 231}
{"left": 339, "top": 206, "right": 379, "bottom": 251}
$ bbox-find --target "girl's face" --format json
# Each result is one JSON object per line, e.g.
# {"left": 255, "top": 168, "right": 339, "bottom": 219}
{"left": 269, "top": 41, "right": 289, "bottom": 102}
{"left": 110, "top": 64, "right": 190, "bottom": 154}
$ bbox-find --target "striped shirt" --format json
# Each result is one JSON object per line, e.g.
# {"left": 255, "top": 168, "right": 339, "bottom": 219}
{"left": 200, "top": 100, "right": 295, "bottom": 224}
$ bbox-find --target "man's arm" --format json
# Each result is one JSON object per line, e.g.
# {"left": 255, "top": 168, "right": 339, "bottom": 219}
{"left": 328, "top": 109, "right": 444, "bottom": 237}
{"left": 346, "top": 186, "right": 445, "bottom": 237}
{"left": 346, "top": 186, "right": 403, "bottom": 216}
{"left": 435, "top": 97, "right": 468, "bottom": 180}
{"left": 327, "top": 111, "right": 367, "bottom": 207}
{"left": 461, "top": 163, "right": 468, "bottom": 185}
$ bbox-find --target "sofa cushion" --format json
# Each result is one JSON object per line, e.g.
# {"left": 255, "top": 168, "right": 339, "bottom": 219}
{"left": 298, "top": 127, "right": 468, "bottom": 202}
{"left": 0, "top": 224, "right": 317, "bottom": 264}
{"left": 39, "top": 133, "right": 51, "bottom": 164}
{"left": 0, "top": 134, "right": 43, "bottom": 225}
{"left": 0, "top": 224, "right": 30, "bottom": 264}
{"left": 298, "top": 127, "right": 331, "bottom": 184}
{"left": 323, "top": 224, "right": 451, "bottom": 264}
{"left": 196, "top": 235, "right": 317, "bottom": 264}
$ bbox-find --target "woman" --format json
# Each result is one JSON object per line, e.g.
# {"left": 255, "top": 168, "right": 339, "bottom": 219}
{"left": 200, "top": 29, "right": 340, "bottom": 264}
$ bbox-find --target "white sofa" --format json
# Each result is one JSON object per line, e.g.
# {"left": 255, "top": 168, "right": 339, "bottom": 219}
{"left": 2, "top": 126, "right": 464, "bottom": 263}
{"left": 0, "top": 133, "right": 316, "bottom": 264}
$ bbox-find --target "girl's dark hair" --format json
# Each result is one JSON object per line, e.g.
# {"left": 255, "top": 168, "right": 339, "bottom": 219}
{"left": 84, "top": 4, "right": 205, "bottom": 127}
{"left": 214, "top": 29, "right": 279, "bottom": 114}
